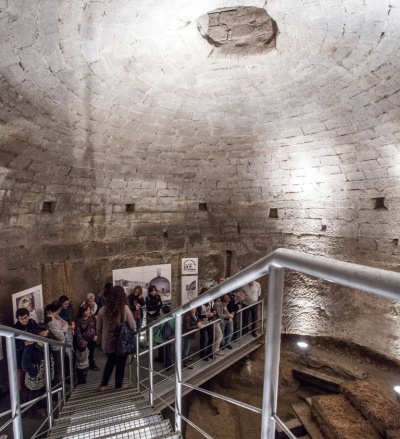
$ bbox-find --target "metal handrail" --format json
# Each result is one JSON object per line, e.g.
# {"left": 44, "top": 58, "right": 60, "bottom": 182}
{"left": 0, "top": 325, "right": 73, "bottom": 439}
{"left": 136, "top": 315, "right": 265, "bottom": 438}
{"left": 134, "top": 248, "right": 400, "bottom": 438}
{"left": 133, "top": 298, "right": 266, "bottom": 439}
{"left": 2, "top": 249, "right": 400, "bottom": 438}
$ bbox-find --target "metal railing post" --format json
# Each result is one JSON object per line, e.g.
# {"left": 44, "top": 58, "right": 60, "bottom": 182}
{"left": 5, "top": 334, "right": 23, "bottom": 439}
{"left": 261, "top": 300, "right": 265, "bottom": 333}
{"left": 261, "top": 266, "right": 284, "bottom": 438}
{"left": 239, "top": 308, "right": 243, "bottom": 347}
{"left": 175, "top": 312, "right": 183, "bottom": 432}
{"left": 136, "top": 335, "right": 140, "bottom": 392}
{"left": 60, "top": 345, "right": 66, "bottom": 407}
{"left": 148, "top": 326, "right": 154, "bottom": 406}
{"left": 69, "top": 350, "right": 74, "bottom": 391}
{"left": 44, "top": 343, "right": 54, "bottom": 428}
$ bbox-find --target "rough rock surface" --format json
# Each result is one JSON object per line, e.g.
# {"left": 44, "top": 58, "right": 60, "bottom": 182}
{"left": 197, "top": 6, "right": 277, "bottom": 56}
{"left": 185, "top": 335, "right": 400, "bottom": 439}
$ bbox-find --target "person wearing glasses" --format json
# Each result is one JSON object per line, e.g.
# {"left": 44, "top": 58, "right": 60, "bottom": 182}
{"left": 14, "top": 308, "right": 37, "bottom": 408}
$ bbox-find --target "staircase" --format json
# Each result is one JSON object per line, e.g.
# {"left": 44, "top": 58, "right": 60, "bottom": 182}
{"left": 47, "top": 382, "right": 183, "bottom": 439}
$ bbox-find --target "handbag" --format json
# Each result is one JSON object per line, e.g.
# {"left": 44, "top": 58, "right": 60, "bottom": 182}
{"left": 161, "top": 321, "right": 174, "bottom": 340}
{"left": 115, "top": 321, "right": 136, "bottom": 356}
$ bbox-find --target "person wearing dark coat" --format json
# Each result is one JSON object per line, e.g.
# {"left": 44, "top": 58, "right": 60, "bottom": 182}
{"left": 182, "top": 309, "right": 203, "bottom": 369}
{"left": 59, "top": 295, "right": 73, "bottom": 323}
{"left": 128, "top": 286, "right": 146, "bottom": 330}
{"left": 75, "top": 304, "right": 99, "bottom": 370}
{"left": 197, "top": 288, "right": 216, "bottom": 361}
{"left": 22, "top": 323, "right": 54, "bottom": 419}
{"left": 14, "top": 308, "right": 37, "bottom": 404}
{"left": 145, "top": 285, "right": 163, "bottom": 325}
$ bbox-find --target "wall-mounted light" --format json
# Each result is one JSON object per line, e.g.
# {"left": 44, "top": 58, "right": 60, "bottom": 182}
{"left": 394, "top": 385, "right": 400, "bottom": 403}
{"left": 297, "top": 341, "right": 309, "bottom": 349}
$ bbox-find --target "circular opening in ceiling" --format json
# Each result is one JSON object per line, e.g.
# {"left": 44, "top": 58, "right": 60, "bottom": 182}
{"left": 197, "top": 6, "right": 278, "bottom": 57}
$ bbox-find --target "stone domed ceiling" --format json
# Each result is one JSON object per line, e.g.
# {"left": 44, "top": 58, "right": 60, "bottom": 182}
{"left": 0, "top": 0, "right": 400, "bottom": 358}
{"left": 1, "top": 0, "right": 398, "bottom": 208}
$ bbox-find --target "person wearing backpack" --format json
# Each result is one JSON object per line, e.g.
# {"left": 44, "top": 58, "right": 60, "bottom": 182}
{"left": 96, "top": 286, "right": 136, "bottom": 391}
{"left": 154, "top": 305, "right": 175, "bottom": 371}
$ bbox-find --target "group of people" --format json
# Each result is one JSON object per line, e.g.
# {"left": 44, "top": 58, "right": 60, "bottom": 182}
{"left": 11, "top": 277, "right": 261, "bottom": 417}
{"left": 144, "top": 277, "right": 261, "bottom": 371}
{"left": 12, "top": 286, "right": 135, "bottom": 418}
{"left": 180, "top": 277, "right": 261, "bottom": 369}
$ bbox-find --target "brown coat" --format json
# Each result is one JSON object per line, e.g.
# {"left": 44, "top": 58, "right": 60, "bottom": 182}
{"left": 183, "top": 310, "right": 199, "bottom": 340}
{"left": 96, "top": 305, "right": 136, "bottom": 353}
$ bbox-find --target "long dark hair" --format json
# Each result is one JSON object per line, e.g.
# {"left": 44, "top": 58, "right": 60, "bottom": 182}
{"left": 78, "top": 304, "right": 91, "bottom": 319}
{"left": 105, "top": 286, "right": 127, "bottom": 321}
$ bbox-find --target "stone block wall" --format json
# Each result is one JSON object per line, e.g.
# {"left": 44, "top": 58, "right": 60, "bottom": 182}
{"left": 0, "top": 0, "right": 400, "bottom": 361}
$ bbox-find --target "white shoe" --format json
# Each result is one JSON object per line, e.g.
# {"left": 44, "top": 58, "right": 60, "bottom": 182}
{"left": 215, "top": 351, "right": 225, "bottom": 356}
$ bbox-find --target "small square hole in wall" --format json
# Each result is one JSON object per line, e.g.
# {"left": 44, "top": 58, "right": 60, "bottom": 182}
{"left": 126, "top": 204, "right": 135, "bottom": 212}
{"left": 42, "top": 201, "right": 55, "bottom": 213}
{"left": 373, "top": 197, "right": 388, "bottom": 210}
{"left": 236, "top": 221, "right": 241, "bottom": 234}
{"left": 269, "top": 208, "right": 278, "bottom": 218}
{"left": 199, "top": 203, "right": 208, "bottom": 211}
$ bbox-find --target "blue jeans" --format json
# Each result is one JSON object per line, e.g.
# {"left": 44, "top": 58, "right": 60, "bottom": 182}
{"left": 221, "top": 320, "right": 233, "bottom": 347}
{"left": 200, "top": 324, "right": 214, "bottom": 358}
{"left": 135, "top": 318, "right": 143, "bottom": 331}
{"left": 182, "top": 337, "right": 191, "bottom": 364}
{"left": 243, "top": 304, "right": 258, "bottom": 334}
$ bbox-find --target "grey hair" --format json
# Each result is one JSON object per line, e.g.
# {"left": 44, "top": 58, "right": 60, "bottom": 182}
{"left": 86, "top": 293, "right": 95, "bottom": 300}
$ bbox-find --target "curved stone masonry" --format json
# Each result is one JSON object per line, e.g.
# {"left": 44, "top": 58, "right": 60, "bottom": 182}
{"left": 0, "top": 0, "right": 399, "bottom": 360}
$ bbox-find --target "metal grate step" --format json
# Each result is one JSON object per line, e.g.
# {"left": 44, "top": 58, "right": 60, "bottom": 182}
{"left": 69, "top": 381, "right": 137, "bottom": 398}
{"left": 68, "top": 385, "right": 139, "bottom": 402}
{"left": 49, "top": 412, "right": 163, "bottom": 438}
{"left": 48, "top": 418, "right": 173, "bottom": 439}
{"left": 98, "top": 431, "right": 184, "bottom": 439}
{"left": 49, "top": 374, "right": 183, "bottom": 439}
{"left": 54, "top": 405, "right": 156, "bottom": 429}
{"left": 61, "top": 390, "right": 144, "bottom": 413}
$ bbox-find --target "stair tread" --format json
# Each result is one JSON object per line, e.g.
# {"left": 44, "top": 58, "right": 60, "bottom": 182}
{"left": 55, "top": 401, "right": 152, "bottom": 424}
{"left": 62, "top": 392, "right": 145, "bottom": 412}
{"left": 53, "top": 407, "right": 157, "bottom": 429}
{"left": 48, "top": 419, "right": 172, "bottom": 439}
{"left": 68, "top": 386, "right": 139, "bottom": 401}
{"left": 49, "top": 412, "right": 163, "bottom": 437}
{"left": 104, "top": 432, "right": 183, "bottom": 439}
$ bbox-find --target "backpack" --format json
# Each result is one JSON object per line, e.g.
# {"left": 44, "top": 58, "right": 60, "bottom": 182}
{"left": 115, "top": 321, "right": 136, "bottom": 356}
{"left": 161, "top": 321, "right": 174, "bottom": 340}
